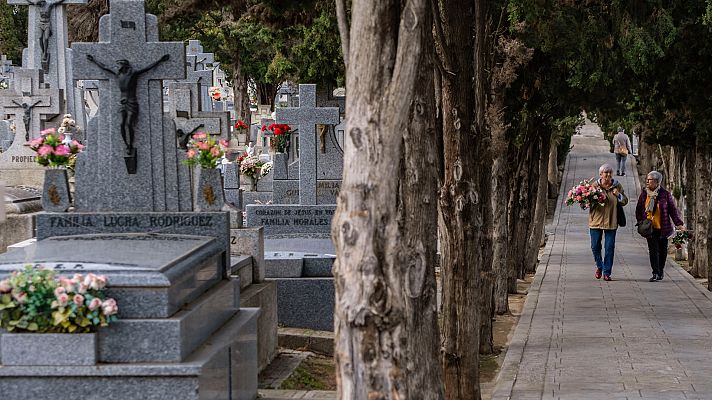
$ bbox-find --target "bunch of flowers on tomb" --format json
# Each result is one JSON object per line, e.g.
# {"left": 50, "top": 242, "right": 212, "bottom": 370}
{"left": 565, "top": 178, "right": 607, "bottom": 210}
{"left": 183, "top": 132, "right": 229, "bottom": 169}
{"left": 234, "top": 120, "right": 248, "bottom": 133}
{"left": 236, "top": 152, "right": 249, "bottom": 164}
{"left": 263, "top": 123, "right": 292, "bottom": 153}
{"left": 672, "top": 230, "right": 692, "bottom": 249}
{"left": 261, "top": 161, "right": 273, "bottom": 177}
{"left": 240, "top": 155, "right": 268, "bottom": 181}
{"left": 28, "top": 126, "right": 84, "bottom": 168}
{"left": 209, "top": 86, "right": 222, "bottom": 101}
{"left": 0, "top": 80, "right": 8, "bottom": 90}
{"left": 0, "top": 265, "right": 119, "bottom": 333}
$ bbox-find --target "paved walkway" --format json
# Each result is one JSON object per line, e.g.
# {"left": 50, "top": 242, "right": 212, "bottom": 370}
{"left": 492, "top": 122, "right": 712, "bottom": 400}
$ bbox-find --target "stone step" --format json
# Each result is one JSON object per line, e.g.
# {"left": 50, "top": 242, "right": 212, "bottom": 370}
{"left": 265, "top": 252, "right": 334, "bottom": 278}
{"left": 99, "top": 278, "right": 240, "bottom": 363}
{"left": 0, "top": 309, "right": 260, "bottom": 400}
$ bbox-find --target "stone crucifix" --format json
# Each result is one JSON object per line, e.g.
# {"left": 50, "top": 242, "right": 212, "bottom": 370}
{"left": 276, "top": 84, "right": 340, "bottom": 205}
{"left": 0, "top": 68, "right": 61, "bottom": 147}
{"left": 9, "top": 0, "right": 87, "bottom": 75}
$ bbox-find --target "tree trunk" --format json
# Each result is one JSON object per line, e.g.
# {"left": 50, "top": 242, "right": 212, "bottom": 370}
{"left": 526, "top": 132, "right": 551, "bottom": 273}
{"left": 491, "top": 144, "right": 509, "bottom": 314}
{"left": 685, "top": 147, "right": 696, "bottom": 270}
{"left": 332, "top": 1, "right": 443, "bottom": 398}
{"left": 509, "top": 139, "right": 537, "bottom": 280}
{"left": 232, "top": 61, "right": 251, "bottom": 126}
{"left": 256, "top": 83, "right": 277, "bottom": 110}
{"left": 437, "top": 0, "right": 492, "bottom": 397}
{"left": 695, "top": 138, "right": 710, "bottom": 281}
{"left": 548, "top": 141, "right": 559, "bottom": 199}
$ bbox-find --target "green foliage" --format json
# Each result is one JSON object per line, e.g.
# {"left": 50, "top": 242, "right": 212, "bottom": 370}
{"left": 0, "top": 3, "right": 27, "bottom": 63}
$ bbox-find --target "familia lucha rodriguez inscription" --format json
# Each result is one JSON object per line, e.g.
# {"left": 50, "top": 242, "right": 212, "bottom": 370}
{"left": 46, "top": 214, "right": 216, "bottom": 228}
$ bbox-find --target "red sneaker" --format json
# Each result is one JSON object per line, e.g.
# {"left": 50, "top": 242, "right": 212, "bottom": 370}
{"left": 603, "top": 275, "right": 612, "bottom": 281}
{"left": 595, "top": 269, "right": 602, "bottom": 279}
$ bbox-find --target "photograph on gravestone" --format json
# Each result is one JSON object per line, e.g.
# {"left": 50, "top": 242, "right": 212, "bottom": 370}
{"left": 71, "top": 0, "right": 186, "bottom": 211}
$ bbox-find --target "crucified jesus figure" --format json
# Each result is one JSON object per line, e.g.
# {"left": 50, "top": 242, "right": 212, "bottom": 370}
{"left": 86, "top": 54, "right": 170, "bottom": 155}
{"left": 26, "top": 0, "right": 67, "bottom": 70}
{"left": 11, "top": 99, "right": 42, "bottom": 141}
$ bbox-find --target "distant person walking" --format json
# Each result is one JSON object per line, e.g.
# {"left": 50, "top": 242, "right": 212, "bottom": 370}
{"left": 590, "top": 164, "right": 629, "bottom": 281}
{"left": 635, "top": 171, "right": 685, "bottom": 282}
{"left": 613, "top": 127, "right": 632, "bottom": 176}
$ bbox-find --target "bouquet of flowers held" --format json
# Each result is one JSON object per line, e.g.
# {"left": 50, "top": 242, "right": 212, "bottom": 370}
{"left": 182, "top": 132, "right": 229, "bottom": 169}
{"left": 672, "top": 230, "right": 692, "bottom": 249}
{"left": 0, "top": 265, "right": 118, "bottom": 333}
{"left": 566, "top": 178, "right": 607, "bottom": 210}
{"left": 262, "top": 123, "right": 292, "bottom": 153}
{"left": 28, "top": 126, "right": 84, "bottom": 168}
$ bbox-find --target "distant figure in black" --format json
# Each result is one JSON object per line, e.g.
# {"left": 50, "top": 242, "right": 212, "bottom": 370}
{"left": 86, "top": 54, "right": 170, "bottom": 155}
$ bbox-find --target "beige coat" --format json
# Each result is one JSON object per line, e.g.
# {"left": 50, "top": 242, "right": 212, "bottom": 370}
{"left": 588, "top": 180, "right": 628, "bottom": 230}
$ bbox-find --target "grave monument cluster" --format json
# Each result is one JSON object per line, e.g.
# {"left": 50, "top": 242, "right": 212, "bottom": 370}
{"left": 0, "top": 0, "right": 278, "bottom": 398}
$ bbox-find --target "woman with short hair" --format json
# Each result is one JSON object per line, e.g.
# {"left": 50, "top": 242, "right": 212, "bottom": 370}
{"left": 589, "top": 164, "right": 628, "bottom": 281}
{"left": 635, "top": 171, "right": 685, "bottom": 282}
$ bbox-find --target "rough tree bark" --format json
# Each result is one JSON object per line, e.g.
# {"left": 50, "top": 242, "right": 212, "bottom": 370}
{"left": 332, "top": 1, "right": 443, "bottom": 399}
{"left": 525, "top": 132, "right": 551, "bottom": 273}
{"left": 548, "top": 141, "right": 559, "bottom": 199}
{"left": 232, "top": 60, "right": 251, "bottom": 126}
{"left": 695, "top": 137, "right": 711, "bottom": 282}
{"left": 685, "top": 147, "right": 696, "bottom": 270}
{"left": 435, "top": 0, "right": 493, "bottom": 397}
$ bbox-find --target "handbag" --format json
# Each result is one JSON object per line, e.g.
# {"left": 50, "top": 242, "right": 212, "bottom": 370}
{"left": 617, "top": 202, "right": 626, "bottom": 227}
{"left": 636, "top": 197, "right": 655, "bottom": 237}
{"left": 636, "top": 219, "right": 653, "bottom": 237}
{"left": 618, "top": 146, "right": 629, "bottom": 155}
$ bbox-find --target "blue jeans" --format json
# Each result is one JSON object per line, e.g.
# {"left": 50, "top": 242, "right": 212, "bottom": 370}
{"left": 615, "top": 153, "right": 627, "bottom": 174}
{"left": 590, "top": 228, "right": 617, "bottom": 276}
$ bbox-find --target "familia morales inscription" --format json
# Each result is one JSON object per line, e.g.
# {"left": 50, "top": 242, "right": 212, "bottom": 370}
{"left": 245, "top": 204, "right": 336, "bottom": 235}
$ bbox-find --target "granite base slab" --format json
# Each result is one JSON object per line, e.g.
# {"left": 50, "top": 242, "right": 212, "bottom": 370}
{"left": 242, "top": 191, "right": 273, "bottom": 209}
{"left": 0, "top": 233, "right": 225, "bottom": 319}
{"left": 265, "top": 252, "right": 303, "bottom": 278}
{"left": 35, "top": 211, "right": 231, "bottom": 267}
{"left": 99, "top": 279, "right": 239, "bottom": 363}
{"left": 1, "top": 333, "right": 97, "bottom": 366}
{"left": 0, "top": 309, "right": 259, "bottom": 400}
{"left": 268, "top": 277, "right": 334, "bottom": 331}
{"left": 245, "top": 205, "right": 335, "bottom": 236}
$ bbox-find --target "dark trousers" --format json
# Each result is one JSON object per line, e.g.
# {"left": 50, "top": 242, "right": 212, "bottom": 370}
{"left": 646, "top": 229, "right": 668, "bottom": 276}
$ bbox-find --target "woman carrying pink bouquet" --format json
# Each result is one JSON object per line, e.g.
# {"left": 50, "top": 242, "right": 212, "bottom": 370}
{"left": 589, "top": 164, "right": 628, "bottom": 281}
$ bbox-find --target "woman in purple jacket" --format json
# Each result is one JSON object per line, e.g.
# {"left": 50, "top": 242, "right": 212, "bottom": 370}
{"left": 635, "top": 171, "right": 685, "bottom": 282}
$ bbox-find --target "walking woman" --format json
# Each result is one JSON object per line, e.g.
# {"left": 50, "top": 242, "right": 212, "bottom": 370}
{"left": 590, "top": 164, "right": 629, "bottom": 281}
{"left": 635, "top": 171, "right": 685, "bottom": 282}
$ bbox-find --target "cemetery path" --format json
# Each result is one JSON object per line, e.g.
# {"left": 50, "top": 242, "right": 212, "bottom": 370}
{"left": 492, "top": 122, "right": 712, "bottom": 400}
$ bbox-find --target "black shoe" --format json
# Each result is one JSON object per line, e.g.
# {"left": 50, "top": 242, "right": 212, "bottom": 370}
{"left": 649, "top": 275, "right": 658, "bottom": 282}
{"left": 656, "top": 273, "right": 663, "bottom": 281}
{"left": 621, "top": 172, "right": 626, "bottom": 176}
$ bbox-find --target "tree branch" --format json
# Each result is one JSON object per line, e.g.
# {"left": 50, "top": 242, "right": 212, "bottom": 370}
{"left": 336, "top": 0, "right": 350, "bottom": 68}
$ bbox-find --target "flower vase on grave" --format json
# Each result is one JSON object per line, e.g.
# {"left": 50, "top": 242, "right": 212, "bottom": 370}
{"left": 41, "top": 167, "right": 71, "bottom": 212}
{"left": 195, "top": 168, "right": 225, "bottom": 211}
{"left": 249, "top": 176, "right": 258, "bottom": 192}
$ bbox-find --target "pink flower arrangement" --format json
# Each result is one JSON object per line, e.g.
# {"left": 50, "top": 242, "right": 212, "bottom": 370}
{"left": 566, "top": 178, "right": 607, "bottom": 210}
{"left": 28, "top": 128, "right": 84, "bottom": 168}
{"left": 182, "top": 132, "right": 228, "bottom": 169}
{"left": 0, "top": 265, "right": 118, "bottom": 333}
